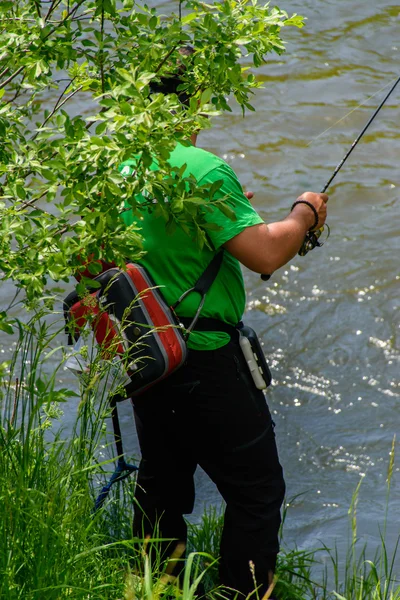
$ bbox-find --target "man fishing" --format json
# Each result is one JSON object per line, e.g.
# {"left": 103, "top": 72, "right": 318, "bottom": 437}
{"left": 119, "top": 48, "right": 328, "bottom": 599}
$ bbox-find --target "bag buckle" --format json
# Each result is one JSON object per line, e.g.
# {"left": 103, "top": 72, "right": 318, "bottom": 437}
{"left": 172, "top": 288, "right": 207, "bottom": 337}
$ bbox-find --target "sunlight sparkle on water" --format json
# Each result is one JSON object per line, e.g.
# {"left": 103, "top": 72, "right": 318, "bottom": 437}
{"left": 311, "top": 286, "right": 324, "bottom": 296}
{"left": 369, "top": 337, "right": 388, "bottom": 349}
{"left": 369, "top": 337, "right": 399, "bottom": 364}
{"left": 246, "top": 297, "right": 287, "bottom": 315}
{"left": 285, "top": 368, "right": 338, "bottom": 401}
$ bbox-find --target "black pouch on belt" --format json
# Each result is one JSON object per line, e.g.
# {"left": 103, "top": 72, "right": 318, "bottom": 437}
{"left": 237, "top": 323, "right": 272, "bottom": 389}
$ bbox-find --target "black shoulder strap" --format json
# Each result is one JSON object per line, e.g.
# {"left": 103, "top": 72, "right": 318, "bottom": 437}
{"left": 93, "top": 400, "right": 138, "bottom": 512}
{"left": 192, "top": 249, "right": 224, "bottom": 295}
{"left": 170, "top": 250, "right": 224, "bottom": 334}
{"left": 170, "top": 250, "right": 224, "bottom": 311}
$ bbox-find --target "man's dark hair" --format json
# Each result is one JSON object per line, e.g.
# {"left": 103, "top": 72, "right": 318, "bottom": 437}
{"left": 149, "top": 45, "right": 195, "bottom": 106}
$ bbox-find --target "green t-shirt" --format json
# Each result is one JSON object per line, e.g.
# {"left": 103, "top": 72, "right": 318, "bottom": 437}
{"left": 119, "top": 142, "right": 263, "bottom": 350}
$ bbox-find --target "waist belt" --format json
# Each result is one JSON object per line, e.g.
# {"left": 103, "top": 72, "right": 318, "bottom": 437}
{"left": 178, "top": 316, "right": 241, "bottom": 339}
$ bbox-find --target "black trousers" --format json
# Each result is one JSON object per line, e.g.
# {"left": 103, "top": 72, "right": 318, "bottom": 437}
{"left": 131, "top": 332, "right": 285, "bottom": 598}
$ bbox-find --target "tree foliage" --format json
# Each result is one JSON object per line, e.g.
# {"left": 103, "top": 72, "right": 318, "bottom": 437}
{"left": 0, "top": 0, "right": 304, "bottom": 308}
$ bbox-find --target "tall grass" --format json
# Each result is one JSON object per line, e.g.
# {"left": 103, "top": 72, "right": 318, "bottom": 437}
{"left": 0, "top": 309, "right": 218, "bottom": 599}
{"left": 1, "top": 309, "right": 399, "bottom": 599}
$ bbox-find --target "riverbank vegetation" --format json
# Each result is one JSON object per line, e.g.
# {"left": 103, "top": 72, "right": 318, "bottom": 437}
{"left": 1, "top": 311, "right": 399, "bottom": 599}
{"left": 0, "top": 0, "right": 303, "bottom": 309}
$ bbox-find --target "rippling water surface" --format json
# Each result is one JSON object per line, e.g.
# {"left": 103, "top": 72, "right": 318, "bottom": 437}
{"left": 1, "top": 0, "right": 399, "bottom": 578}
{"left": 167, "top": 0, "right": 400, "bottom": 566}
{"left": 196, "top": 0, "right": 400, "bottom": 562}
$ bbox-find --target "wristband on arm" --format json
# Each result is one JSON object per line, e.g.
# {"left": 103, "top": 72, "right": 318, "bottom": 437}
{"left": 291, "top": 200, "right": 319, "bottom": 231}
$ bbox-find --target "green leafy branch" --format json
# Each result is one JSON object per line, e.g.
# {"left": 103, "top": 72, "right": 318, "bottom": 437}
{"left": 0, "top": 0, "right": 304, "bottom": 305}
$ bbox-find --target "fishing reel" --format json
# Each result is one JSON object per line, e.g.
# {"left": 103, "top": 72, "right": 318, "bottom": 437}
{"left": 298, "top": 226, "right": 324, "bottom": 256}
{"left": 298, "top": 223, "right": 331, "bottom": 256}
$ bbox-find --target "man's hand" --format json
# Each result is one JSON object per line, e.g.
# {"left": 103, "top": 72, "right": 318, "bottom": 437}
{"left": 292, "top": 191, "right": 329, "bottom": 231}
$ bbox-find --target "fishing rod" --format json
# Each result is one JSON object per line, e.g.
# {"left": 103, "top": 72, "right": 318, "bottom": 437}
{"left": 261, "top": 75, "right": 400, "bottom": 281}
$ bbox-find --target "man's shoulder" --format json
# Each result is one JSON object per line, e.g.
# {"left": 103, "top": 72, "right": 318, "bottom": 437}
{"left": 173, "top": 142, "right": 221, "bottom": 162}
{"left": 172, "top": 142, "right": 237, "bottom": 180}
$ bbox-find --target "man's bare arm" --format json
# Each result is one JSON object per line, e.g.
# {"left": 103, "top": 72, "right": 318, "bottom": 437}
{"left": 224, "top": 191, "right": 328, "bottom": 275}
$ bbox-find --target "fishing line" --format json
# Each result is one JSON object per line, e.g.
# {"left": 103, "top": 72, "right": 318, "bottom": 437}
{"left": 306, "top": 76, "right": 400, "bottom": 147}
{"left": 319, "top": 74, "right": 400, "bottom": 194}
{"left": 261, "top": 74, "right": 400, "bottom": 281}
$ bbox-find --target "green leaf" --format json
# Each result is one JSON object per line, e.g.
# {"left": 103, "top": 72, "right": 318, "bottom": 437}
{"left": 16, "top": 184, "right": 26, "bottom": 200}
{"left": 35, "top": 62, "right": 43, "bottom": 78}
{"left": 181, "top": 13, "right": 198, "bottom": 25}
{"left": 201, "top": 222, "right": 223, "bottom": 232}
{"left": 235, "top": 37, "right": 252, "bottom": 45}
{"left": 0, "top": 312, "right": 14, "bottom": 335}
{"left": 209, "top": 179, "right": 223, "bottom": 197}
{"left": 95, "top": 122, "right": 107, "bottom": 135}
{"left": 81, "top": 39, "right": 96, "bottom": 47}
{"left": 149, "top": 16, "right": 158, "bottom": 29}
{"left": 185, "top": 197, "right": 207, "bottom": 205}
{"left": 87, "top": 261, "right": 103, "bottom": 275}
{"left": 200, "top": 88, "right": 213, "bottom": 104}
{"left": 215, "top": 202, "right": 237, "bottom": 221}
{"left": 57, "top": 389, "right": 80, "bottom": 399}
{"left": 36, "top": 377, "right": 47, "bottom": 394}
{"left": 80, "top": 276, "right": 102, "bottom": 290}
{"left": 41, "top": 169, "right": 57, "bottom": 182}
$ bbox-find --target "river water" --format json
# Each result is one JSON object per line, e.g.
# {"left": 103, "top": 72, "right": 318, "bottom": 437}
{"left": 195, "top": 0, "right": 400, "bottom": 572}
{"left": 1, "top": 0, "right": 400, "bottom": 584}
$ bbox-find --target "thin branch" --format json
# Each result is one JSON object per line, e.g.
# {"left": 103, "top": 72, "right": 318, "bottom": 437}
{"left": 4, "top": 73, "right": 27, "bottom": 105}
{"left": 0, "top": 66, "right": 10, "bottom": 80}
{"left": 15, "top": 186, "right": 55, "bottom": 211}
{"left": 100, "top": 0, "right": 105, "bottom": 95}
{"left": 154, "top": 45, "right": 180, "bottom": 74}
{"left": 33, "top": 0, "right": 42, "bottom": 18}
{"left": 5, "top": 289, "right": 22, "bottom": 313}
{"left": 0, "top": 18, "right": 38, "bottom": 22}
{"left": 0, "top": 66, "right": 24, "bottom": 91}
{"left": 55, "top": 223, "right": 73, "bottom": 237}
{"left": 71, "top": 15, "right": 92, "bottom": 21}
{"left": 53, "top": 78, "right": 75, "bottom": 84}
{"left": 15, "top": 199, "right": 51, "bottom": 216}
{"left": 42, "top": 84, "right": 83, "bottom": 124}
{"left": 44, "top": 0, "right": 63, "bottom": 21}
{"left": 42, "top": 0, "right": 87, "bottom": 42}
{"left": 31, "top": 79, "right": 80, "bottom": 141}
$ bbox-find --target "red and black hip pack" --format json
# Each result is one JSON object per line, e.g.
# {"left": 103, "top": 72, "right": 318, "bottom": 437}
{"left": 63, "top": 252, "right": 224, "bottom": 401}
